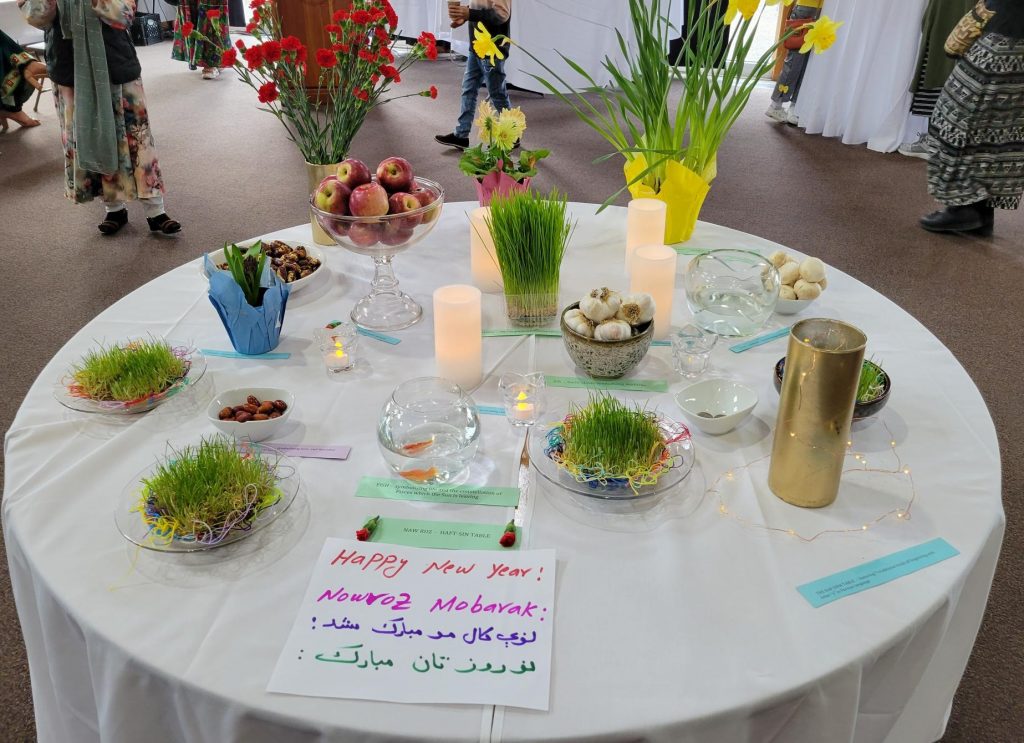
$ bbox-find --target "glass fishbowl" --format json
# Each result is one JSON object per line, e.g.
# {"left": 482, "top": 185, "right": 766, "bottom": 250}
{"left": 684, "top": 249, "right": 780, "bottom": 337}
{"left": 377, "top": 377, "right": 481, "bottom": 485}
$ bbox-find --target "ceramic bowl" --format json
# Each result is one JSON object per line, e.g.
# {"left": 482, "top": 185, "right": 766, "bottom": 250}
{"left": 773, "top": 357, "right": 891, "bottom": 420}
{"left": 207, "top": 387, "right": 294, "bottom": 442}
{"left": 775, "top": 296, "right": 818, "bottom": 315}
{"left": 675, "top": 379, "right": 758, "bottom": 435}
{"left": 202, "top": 241, "right": 327, "bottom": 294}
{"left": 560, "top": 302, "right": 653, "bottom": 379}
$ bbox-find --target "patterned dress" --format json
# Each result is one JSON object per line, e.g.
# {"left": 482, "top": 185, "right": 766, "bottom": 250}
{"left": 928, "top": 4, "right": 1024, "bottom": 210}
{"left": 19, "top": 0, "right": 166, "bottom": 204}
{"left": 172, "top": 1, "right": 230, "bottom": 69}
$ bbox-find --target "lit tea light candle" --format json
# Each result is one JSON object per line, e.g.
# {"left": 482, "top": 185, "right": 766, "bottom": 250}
{"left": 499, "top": 372, "right": 544, "bottom": 427}
{"left": 630, "top": 244, "right": 677, "bottom": 340}
{"left": 469, "top": 207, "right": 503, "bottom": 293}
{"left": 315, "top": 321, "right": 359, "bottom": 375}
{"left": 434, "top": 284, "right": 483, "bottom": 389}
{"left": 513, "top": 390, "right": 535, "bottom": 422}
{"left": 323, "top": 340, "right": 350, "bottom": 371}
{"left": 626, "top": 199, "right": 667, "bottom": 273}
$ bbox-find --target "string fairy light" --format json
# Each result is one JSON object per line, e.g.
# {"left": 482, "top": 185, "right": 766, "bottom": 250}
{"left": 706, "top": 420, "right": 917, "bottom": 543}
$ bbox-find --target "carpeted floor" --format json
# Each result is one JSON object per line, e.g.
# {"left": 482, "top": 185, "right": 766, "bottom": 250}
{"left": 1, "top": 42, "right": 1022, "bottom": 742}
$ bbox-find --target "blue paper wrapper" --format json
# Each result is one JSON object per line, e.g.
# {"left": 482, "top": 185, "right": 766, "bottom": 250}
{"left": 206, "top": 254, "right": 291, "bottom": 355}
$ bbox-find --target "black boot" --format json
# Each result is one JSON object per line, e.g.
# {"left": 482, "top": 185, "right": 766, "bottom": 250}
{"left": 919, "top": 204, "right": 985, "bottom": 234}
{"left": 976, "top": 204, "right": 995, "bottom": 236}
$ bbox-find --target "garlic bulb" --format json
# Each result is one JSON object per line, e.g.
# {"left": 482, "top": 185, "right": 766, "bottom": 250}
{"left": 778, "top": 261, "right": 800, "bottom": 286}
{"left": 563, "top": 308, "right": 595, "bottom": 338}
{"left": 594, "top": 319, "right": 632, "bottom": 341}
{"left": 768, "top": 250, "right": 789, "bottom": 269}
{"left": 579, "top": 287, "right": 621, "bottom": 322}
{"left": 818, "top": 276, "right": 828, "bottom": 290}
{"left": 615, "top": 293, "right": 656, "bottom": 326}
{"left": 796, "top": 281, "right": 822, "bottom": 300}
{"left": 799, "top": 257, "right": 826, "bottom": 283}
{"left": 779, "top": 284, "right": 798, "bottom": 300}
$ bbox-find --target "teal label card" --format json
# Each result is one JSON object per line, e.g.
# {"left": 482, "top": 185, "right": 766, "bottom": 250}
{"left": 482, "top": 329, "right": 562, "bottom": 337}
{"left": 368, "top": 517, "right": 519, "bottom": 551}
{"left": 546, "top": 375, "right": 668, "bottom": 393}
{"left": 356, "top": 477, "right": 520, "bottom": 507}
{"left": 797, "top": 538, "right": 959, "bottom": 608}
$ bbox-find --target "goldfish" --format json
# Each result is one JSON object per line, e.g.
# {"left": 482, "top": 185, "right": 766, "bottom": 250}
{"left": 401, "top": 438, "right": 434, "bottom": 455}
{"left": 399, "top": 467, "right": 439, "bottom": 483}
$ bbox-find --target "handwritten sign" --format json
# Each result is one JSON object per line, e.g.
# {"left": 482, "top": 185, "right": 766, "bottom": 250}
{"left": 268, "top": 539, "right": 556, "bottom": 710}
{"left": 355, "top": 477, "right": 520, "bottom": 507}
{"left": 546, "top": 375, "right": 669, "bottom": 392}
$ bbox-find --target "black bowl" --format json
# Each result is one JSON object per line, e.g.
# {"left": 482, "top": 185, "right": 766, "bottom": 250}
{"left": 774, "top": 357, "right": 891, "bottom": 421}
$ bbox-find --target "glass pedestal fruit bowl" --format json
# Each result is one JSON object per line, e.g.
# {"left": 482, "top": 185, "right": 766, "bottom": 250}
{"left": 529, "top": 406, "right": 696, "bottom": 515}
{"left": 310, "top": 177, "right": 444, "bottom": 332}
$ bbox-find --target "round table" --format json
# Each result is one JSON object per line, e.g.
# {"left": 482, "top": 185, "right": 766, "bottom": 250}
{"left": 3, "top": 203, "right": 1004, "bottom": 743}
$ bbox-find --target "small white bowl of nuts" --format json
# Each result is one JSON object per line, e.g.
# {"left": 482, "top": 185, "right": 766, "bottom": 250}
{"left": 207, "top": 387, "right": 293, "bottom": 442}
{"left": 769, "top": 250, "right": 828, "bottom": 315}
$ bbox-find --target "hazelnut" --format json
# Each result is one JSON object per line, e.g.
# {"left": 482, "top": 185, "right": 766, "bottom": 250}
{"left": 218, "top": 407, "right": 233, "bottom": 420}
{"left": 273, "top": 399, "right": 288, "bottom": 411}
{"left": 234, "top": 411, "right": 253, "bottom": 423}
{"left": 258, "top": 401, "right": 274, "bottom": 414}
{"left": 253, "top": 413, "right": 270, "bottom": 421}
{"left": 246, "top": 395, "right": 260, "bottom": 406}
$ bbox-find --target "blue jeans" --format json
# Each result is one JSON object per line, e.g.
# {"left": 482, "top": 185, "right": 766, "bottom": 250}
{"left": 455, "top": 53, "right": 511, "bottom": 138}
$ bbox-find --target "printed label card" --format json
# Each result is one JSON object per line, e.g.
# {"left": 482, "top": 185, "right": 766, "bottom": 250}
{"left": 268, "top": 539, "right": 557, "bottom": 710}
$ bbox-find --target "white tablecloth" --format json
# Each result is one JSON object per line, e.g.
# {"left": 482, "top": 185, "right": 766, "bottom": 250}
{"left": 793, "top": 0, "right": 929, "bottom": 152}
{"left": 3, "top": 203, "right": 1004, "bottom": 743}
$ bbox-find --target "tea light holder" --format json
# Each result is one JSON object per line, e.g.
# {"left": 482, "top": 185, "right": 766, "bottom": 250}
{"left": 434, "top": 284, "right": 483, "bottom": 390}
{"left": 469, "top": 207, "right": 503, "bottom": 293}
{"left": 626, "top": 199, "right": 667, "bottom": 273}
{"left": 630, "top": 244, "right": 677, "bottom": 340}
{"left": 499, "top": 372, "right": 544, "bottom": 427}
{"left": 316, "top": 321, "right": 359, "bottom": 374}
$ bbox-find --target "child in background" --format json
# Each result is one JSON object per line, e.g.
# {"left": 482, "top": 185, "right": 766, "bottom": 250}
{"left": 766, "top": 0, "right": 823, "bottom": 125}
{"left": 435, "top": 0, "right": 512, "bottom": 151}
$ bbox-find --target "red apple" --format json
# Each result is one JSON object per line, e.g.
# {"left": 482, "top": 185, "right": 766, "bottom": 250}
{"left": 326, "top": 217, "right": 350, "bottom": 237}
{"left": 314, "top": 176, "right": 351, "bottom": 215}
{"left": 348, "top": 221, "right": 382, "bottom": 248}
{"left": 413, "top": 188, "right": 439, "bottom": 223}
{"left": 387, "top": 192, "right": 423, "bottom": 229}
{"left": 381, "top": 221, "right": 414, "bottom": 247}
{"left": 376, "top": 156, "right": 414, "bottom": 192}
{"left": 336, "top": 158, "right": 371, "bottom": 189}
{"left": 349, "top": 182, "right": 390, "bottom": 217}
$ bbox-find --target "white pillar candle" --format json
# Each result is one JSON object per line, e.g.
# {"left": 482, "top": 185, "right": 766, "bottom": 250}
{"left": 469, "top": 207, "right": 503, "bottom": 293}
{"left": 630, "top": 244, "right": 677, "bottom": 340}
{"left": 434, "top": 284, "right": 483, "bottom": 389}
{"left": 626, "top": 199, "right": 667, "bottom": 273}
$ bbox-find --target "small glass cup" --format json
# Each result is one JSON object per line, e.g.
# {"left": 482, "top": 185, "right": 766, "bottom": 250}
{"left": 671, "top": 324, "right": 718, "bottom": 379}
{"left": 316, "top": 321, "right": 359, "bottom": 375}
{"left": 499, "top": 372, "right": 545, "bottom": 427}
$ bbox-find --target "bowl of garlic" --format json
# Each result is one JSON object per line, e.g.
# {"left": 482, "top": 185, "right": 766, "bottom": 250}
{"left": 561, "top": 288, "right": 655, "bottom": 379}
{"left": 768, "top": 250, "right": 827, "bottom": 315}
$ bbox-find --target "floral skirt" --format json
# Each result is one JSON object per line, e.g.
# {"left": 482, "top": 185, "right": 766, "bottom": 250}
{"left": 54, "top": 80, "right": 165, "bottom": 205}
{"left": 172, "top": 1, "right": 230, "bottom": 69}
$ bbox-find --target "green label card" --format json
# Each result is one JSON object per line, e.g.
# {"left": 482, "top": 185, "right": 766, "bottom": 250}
{"left": 369, "top": 517, "right": 519, "bottom": 551}
{"left": 482, "top": 329, "right": 562, "bottom": 337}
{"left": 356, "top": 477, "right": 520, "bottom": 507}
{"left": 545, "top": 375, "right": 669, "bottom": 393}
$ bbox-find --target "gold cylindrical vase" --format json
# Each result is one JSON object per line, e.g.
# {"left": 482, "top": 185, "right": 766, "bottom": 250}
{"left": 768, "top": 318, "right": 867, "bottom": 508}
{"left": 306, "top": 161, "right": 340, "bottom": 245}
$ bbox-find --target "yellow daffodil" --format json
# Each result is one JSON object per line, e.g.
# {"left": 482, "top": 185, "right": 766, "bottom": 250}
{"left": 491, "top": 117, "right": 519, "bottom": 150}
{"left": 472, "top": 22, "right": 505, "bottom": 64}
{"left": 500, "top": 107, "right": 527, "bottom": 138}
{"left": 724, "top": 0, "right": 759, "bottom": 25}
{"left": 799, "top": 15, "right": 843, "bottom": 54}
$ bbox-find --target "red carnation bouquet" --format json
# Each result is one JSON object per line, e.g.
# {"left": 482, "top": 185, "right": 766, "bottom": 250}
{"left": 199, "top": 0, "right": 438, "bottom": 165}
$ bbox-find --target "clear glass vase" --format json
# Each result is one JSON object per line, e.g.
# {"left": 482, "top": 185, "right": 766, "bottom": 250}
{"left": 684, "top": 249, "right": 780, "bottom": 337}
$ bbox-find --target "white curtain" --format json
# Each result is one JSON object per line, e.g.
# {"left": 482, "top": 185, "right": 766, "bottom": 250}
{"left": 793, "top": 0, "right": 929, "bottom": 152}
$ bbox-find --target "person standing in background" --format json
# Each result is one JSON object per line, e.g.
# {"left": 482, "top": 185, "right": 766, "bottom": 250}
{"left": 434, "top": 0, "right": 511, "bottom": 151}
{"left": 921, "top": 0, "right": 1024, "bottom": 234}
{"left": 1, "top": 28, "right": 47, "bottom": 130}
{"left": 899, "top": 0, "right": 974, "bottom": 158}
{"left": 766, "top": 0, "right": 822, "bottom": 125}
{"left": 19, "top": 0, "right": 181, "bottom": 236}
{"left": 172, "top": 0, "right": 230, "bottom": 79}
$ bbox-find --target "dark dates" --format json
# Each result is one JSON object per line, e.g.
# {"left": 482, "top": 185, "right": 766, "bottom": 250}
{"left": 220, "top": 395, "right": 288, "bottom": 423}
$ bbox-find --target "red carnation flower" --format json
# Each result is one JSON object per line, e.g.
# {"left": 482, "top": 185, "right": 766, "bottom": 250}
{"left": 358, "top": 48, "right": 376, "bottom": 63}
{"left": 332, "top": 9, "right": 349, "bottom": 22}
{"left": 379, "top": 64, "right": 399, "bottom": 81}
{"left": 418, "top": 31, "right": 436, "bottom": 48}
{"left": 281, "top": 35, "right": 302, "bottom": 51}
{"left": 235, "top": 38, "right": 247, "bottom": 50}
{"left": 353, "top": 86, "right": 369, "bottom": 101}
{"left": 339, "top": 43, "right": 350, "bottom": 53}
{"left": 374, "top": 26, "right": 390, "bottom": 45}
{"left": 207, "top": 9, "right": 221, "bottom": 20}
{"left": 244, "top": 45, "right": 265, "bottom": 69}
{"left": 370, "top": 73, "right": 380, "bottom": 83}
{"left": 499, "top": 520, "right": 516, "bottom": 548}
{"left": 296, "top": 46, "right": 308, "bottom": 63}
{"left": 257, "top": 81, "right": 279, "bottom": 103}
{"left": 220, "top": 48, "right": 238, "bottom": 66}
{"left": 245, "top": 21, "right": 257, "bottom": 33}
{"left": 356, "top": 515, "right": 380, "bottom": 541}
{"left": 429, "top": 84, "right": 438, "bottom": 99}
{"left": 381, "top": 0, "right": 398, "bottom": 29}
{"left": 250, "top": 0, "right": 265, "bottom": 8}
{"left": 180, "top": 21, "right": 194, "bottom": 37}
{"left": 325, "top": 23, "right": 341, "bottom": 34}
{"left": 262, "top": 39, "right": 282, "bottom": 62}
{"left": 355, "top": 528, "right": 370, "bottom": 541}
{"left": 316, "top": 48, "right": 338, "bottom": 68}
{"left": 351, "top": 9, "right": 372, "bottom": 24}
{"left": 378, "top": 46, "right": 395, "bottom": 63}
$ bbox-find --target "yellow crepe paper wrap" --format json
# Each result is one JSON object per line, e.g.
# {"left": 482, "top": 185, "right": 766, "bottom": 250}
{"left": 624, "top": 156, "right": 710, "bottom": 244}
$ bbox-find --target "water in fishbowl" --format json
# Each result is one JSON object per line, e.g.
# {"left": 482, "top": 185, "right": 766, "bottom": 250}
{"left": 379, "top": 422, "right": 479, "bottom": 485}
{"left": 690, "top": 288, "right": 775, "bottom": 337}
